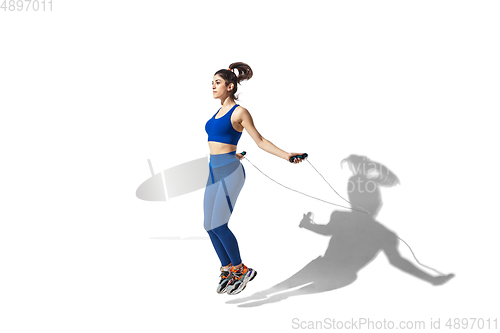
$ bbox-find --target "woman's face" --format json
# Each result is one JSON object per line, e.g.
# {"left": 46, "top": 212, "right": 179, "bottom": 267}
{"left": 212, "top": 74, "right": 233, "bottom": 99}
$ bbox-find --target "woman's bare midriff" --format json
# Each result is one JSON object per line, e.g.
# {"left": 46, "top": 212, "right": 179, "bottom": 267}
{"left": 208, "top": 141, "right": 239, "bottom": 155}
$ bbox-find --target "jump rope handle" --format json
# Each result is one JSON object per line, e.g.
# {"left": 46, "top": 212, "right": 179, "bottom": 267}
{"left": 289, "top": 153, "right": 308, "bottom": 163}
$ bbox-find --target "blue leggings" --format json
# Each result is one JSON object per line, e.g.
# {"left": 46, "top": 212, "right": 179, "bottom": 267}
{"left": 204, "top": 150, "right": 246, "bottom": 267}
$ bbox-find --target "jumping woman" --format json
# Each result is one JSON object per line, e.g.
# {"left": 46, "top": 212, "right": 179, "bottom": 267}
{"left": 204, "top": 62, "right": 305, "bottom": 295}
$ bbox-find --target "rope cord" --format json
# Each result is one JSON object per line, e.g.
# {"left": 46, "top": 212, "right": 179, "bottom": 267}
{"left": 243, "top": 157, "right": 367, "bottom": 213}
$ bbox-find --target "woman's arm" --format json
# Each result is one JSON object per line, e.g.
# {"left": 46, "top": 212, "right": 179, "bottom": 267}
{"left": 259, "top": 138, "right": 288, "bottom": 160}
{"left": 239, "top": 107, "right": 303, "bottom": 162}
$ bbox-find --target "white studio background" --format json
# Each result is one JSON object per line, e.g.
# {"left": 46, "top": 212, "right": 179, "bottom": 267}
{"left": 1, "top": 1, "right": 499, "bottom": 332}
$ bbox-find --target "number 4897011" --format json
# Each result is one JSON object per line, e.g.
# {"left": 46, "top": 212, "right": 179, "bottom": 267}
{"left": 445, "top": 318, "right": 498, "bottom": 330}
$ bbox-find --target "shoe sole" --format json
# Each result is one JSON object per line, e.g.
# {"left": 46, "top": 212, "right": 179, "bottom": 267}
{"left": 227, "top": 269, "right": 257, "bottom": 295}
{"left": 217, "top": 285, "right": 228, "bottom": 294}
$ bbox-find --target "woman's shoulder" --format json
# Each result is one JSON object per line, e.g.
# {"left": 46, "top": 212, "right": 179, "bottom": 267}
{"left": 234, "top": 104, "right": 249, "bottom": 118}
{"left": 235, "top": 104, "right": 248, "bottom": 112}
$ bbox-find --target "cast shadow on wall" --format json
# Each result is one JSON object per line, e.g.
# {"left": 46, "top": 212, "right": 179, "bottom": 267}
{"left": 227, "top": 154, "right": 455, "bottom": 307}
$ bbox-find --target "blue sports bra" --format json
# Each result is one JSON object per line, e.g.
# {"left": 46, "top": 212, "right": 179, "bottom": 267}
{"left": 205, "top": 104, "right": 243, "bottom": 146}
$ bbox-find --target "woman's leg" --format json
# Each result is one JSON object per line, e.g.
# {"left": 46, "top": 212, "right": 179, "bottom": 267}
{"left": 208, "top": 161, "right": 246, "bottom": 266}
{"left": 207, "top": 228, "right": 232, "bottom": 267}
{"left": 211, "top": 223, "right": 241, "bottom": 267}
{"left": 204, "top": 164, "right": 232, "bottom": 267}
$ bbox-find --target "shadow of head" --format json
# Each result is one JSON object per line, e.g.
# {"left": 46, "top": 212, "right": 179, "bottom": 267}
{"left": 341, "top": 154, "right": 400, "bottom": 217}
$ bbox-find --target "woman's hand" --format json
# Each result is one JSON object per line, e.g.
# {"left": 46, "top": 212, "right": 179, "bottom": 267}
{"left": 286, "top": 152, "right": 306, "bottom": 164}
{"left": 236, "top": 153, "right": 245, "bottom": 160}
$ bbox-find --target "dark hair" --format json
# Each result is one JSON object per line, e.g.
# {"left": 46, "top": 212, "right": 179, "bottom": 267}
{"left": 214, "top": 62, "right": 253, "bottom": 101}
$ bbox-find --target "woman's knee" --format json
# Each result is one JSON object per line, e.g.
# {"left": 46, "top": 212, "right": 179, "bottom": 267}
{"left": 203, "top": 221, "right": 211, "bottom": 232}
{"left": 211, "top": 222, "right": 230, "bottom": 236}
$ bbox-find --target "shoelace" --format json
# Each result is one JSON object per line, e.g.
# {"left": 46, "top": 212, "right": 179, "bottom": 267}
{"left": 220, "top": 270, "right": 231, "bottom": 280}
{"left": 230, "top": 267, "right": 246, "bottom": 280}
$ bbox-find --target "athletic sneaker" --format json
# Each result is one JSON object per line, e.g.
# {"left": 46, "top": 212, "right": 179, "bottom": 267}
{"left": 216, "top": 267, "right": 234, "bottom": 294}
{"left": 226, "top": 263, "right": 257, "bottom": 295}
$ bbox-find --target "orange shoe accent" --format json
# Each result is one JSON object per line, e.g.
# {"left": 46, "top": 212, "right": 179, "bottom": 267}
{"left": 230, "top": 264, "right": 248, "bottom": 279}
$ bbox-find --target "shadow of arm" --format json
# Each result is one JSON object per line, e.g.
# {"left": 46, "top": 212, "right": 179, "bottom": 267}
{"left": 299, "top": 212, "right": 334, "bottom": 236}
{"left": 301, "top": 223, "right": 334, "bottom": 236}
{"left": 383, "top": 236, "right": 443, "bottom": 284}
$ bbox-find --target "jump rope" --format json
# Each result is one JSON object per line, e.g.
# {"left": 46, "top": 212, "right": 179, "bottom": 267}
{"left": 237, "top": 151, "right": 447, "bottom": 277}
